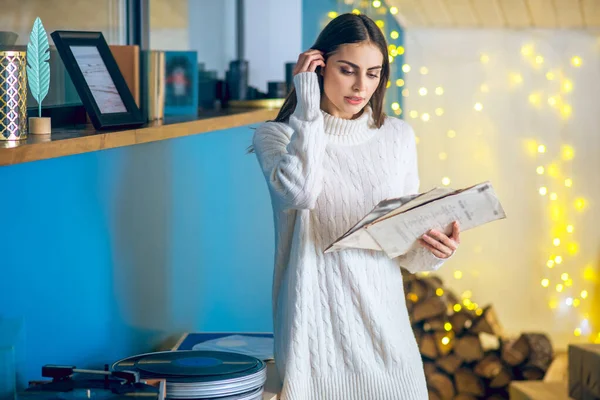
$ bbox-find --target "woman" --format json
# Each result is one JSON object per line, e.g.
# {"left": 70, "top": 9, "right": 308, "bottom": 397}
{"left": 252, "top": 13, "right": 461, "bottom": 400}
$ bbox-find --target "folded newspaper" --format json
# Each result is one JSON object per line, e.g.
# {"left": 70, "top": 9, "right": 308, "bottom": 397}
{"left": 324, "top": 181, "right": 506, "bottom": 259}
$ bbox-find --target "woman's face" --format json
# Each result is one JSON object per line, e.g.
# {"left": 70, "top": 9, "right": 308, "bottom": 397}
{"left": 320, "top": 42, "right": 383, "bottom": 119}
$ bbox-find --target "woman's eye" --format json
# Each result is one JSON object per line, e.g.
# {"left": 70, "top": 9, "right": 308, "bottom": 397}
{"left": 368, "top": 74, "right": 379, "bottom": 79}
{"left": 341, "top": 69, "right": 354, "bottom": 75}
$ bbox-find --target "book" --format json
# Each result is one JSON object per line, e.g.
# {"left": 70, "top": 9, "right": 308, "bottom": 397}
{"left": 324, "top": 181, "right": 507, "bottom": 259}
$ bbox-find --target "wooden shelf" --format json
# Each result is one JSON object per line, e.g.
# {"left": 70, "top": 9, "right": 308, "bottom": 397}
{"left": 0, "top": 108, "right": 278, "bottom": 167}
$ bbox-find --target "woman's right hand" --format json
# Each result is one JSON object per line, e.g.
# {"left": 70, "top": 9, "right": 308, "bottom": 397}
{"left": 292, "top": 50, "right": 325, "bottom": 76}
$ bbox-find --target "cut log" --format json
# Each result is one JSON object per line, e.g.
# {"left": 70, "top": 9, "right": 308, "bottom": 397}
{"left": 445, "top": 290, "right": 461, "bottom": 308}
{"left": 453, "top": 395, "right": 477, "bottom": 400}
{"left": 428, "top": 372, "right": 455, "bottom": 400}
{"left": 454, "top": 368, "right": 485, "bottom": 397}
{"left": 473, "top": 354, "right": 504, "bottom": 379}
{"left": 478, "top": 332, "right": 500, "bottom": 352}
{"left": 423, "top": 361, "right": 437, "bottom": 378}
{"left": 409, "top": 279, "right": 430, "bottom": 302}
{"left": 489, "top": 365, "right": 512, "bottom": 388}
{"left": 449, "top": 311, "right": 473, "bottom": 335}
{"left": 424, "top": 317, "right": 448, "bottom": 332}
{"left": 419, "top": 333, "right": 438, "bottom": 359}
{"left": 428, "top": 390, "right": 442, "bottom": 400}
{"left": 406, "top": 297, "right": 414, "bottom": 314}
{"left": 471, "top": 305, "right": 504, "bottom": 336}
{"left": 436, "top": 354, "right": 463, "bottom": 375}
{"left": 522, "top": 333, "right": 554, "bottom": 373}
{"left": 434, "top": 331, "right": 455, "bottom": 357}
{"left": 413, "top": 297, "right": 447, "bottom": 323}
{"left": 454, "top": 335, "right": 484, "bottom": 362}
{"left": 501, "top": 335, "right": 529, "bottom": 366}
{"left": 486, "top": 394, "right": 508, "bottom": 400}
{"left": 521, "top": 365, "right": 545, "bottom": 380}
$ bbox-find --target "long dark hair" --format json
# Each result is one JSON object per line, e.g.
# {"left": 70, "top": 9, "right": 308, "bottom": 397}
{"left": 248, "top": 13, "right": 390, "bottom": 153}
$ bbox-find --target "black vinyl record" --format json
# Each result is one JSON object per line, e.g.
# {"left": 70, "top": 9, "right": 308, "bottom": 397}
{"left": 112, "top": 350, "right": 264, "bottom": 383}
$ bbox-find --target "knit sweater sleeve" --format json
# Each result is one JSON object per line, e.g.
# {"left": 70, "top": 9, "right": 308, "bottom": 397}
{"left": 394, "top": 120, "right": 451, "bottom": 274}
{"left": 252, "top": 72, "right": 327, "bottom": 210}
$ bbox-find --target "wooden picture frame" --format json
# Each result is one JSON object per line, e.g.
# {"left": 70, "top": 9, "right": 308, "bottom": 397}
{"left": 50, "top": 31, "right": 144, "bottom": 130}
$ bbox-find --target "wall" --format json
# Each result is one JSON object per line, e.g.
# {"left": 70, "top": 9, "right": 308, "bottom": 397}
{"left": 0, "top": 124, "right": 275, "bottom": 387}
{"left": 403, "top": 28, "right": 600, "bottom": 349}
{"left": 184, "top": 0, "right": 302, "bottom": 92}
{"left": 245, "top": 0, "right": 302, "bottom": 93}
{"left": 0, "top": 0, "right": 125, "bottom": 45}
{"left": 184, "top": 0, "right": 235, "bottom": 73}
{"left": 150, "top": 0, "right": 191, "bottom": 51}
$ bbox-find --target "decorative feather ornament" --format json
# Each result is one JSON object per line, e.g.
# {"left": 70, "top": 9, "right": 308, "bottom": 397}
{"left": 26, "top": 17, "right": 50, "bottom": 118}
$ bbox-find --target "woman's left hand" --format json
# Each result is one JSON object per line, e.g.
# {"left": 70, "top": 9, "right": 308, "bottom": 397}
{"left": 418, "top": 221, "right": 461, "bottom": 259}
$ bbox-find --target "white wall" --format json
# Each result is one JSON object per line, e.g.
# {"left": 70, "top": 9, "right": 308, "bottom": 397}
{"left": 186, "top": 0, "right": 236, "bottom": 76}
{"left": 244, "top": 0, "right": 302, "bottom": 93}
{"left": 185, "top": 0, "right": 302, "bottom": 91}
{"left": 403, "top": 28, "right": 600, "bottom": 350}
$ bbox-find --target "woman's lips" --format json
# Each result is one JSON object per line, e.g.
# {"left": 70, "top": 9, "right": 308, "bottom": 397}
{"left": 344, "top": 96, "right": 364, "bottom": 105}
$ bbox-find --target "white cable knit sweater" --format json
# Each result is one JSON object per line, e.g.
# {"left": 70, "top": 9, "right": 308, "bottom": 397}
{"left": 252, "top": 72, "right": 448, "bottom": 400}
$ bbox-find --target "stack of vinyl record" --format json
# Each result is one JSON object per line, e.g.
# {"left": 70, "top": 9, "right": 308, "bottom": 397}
{"left": 111, "top": 350, "right": 267, "bottom": 400}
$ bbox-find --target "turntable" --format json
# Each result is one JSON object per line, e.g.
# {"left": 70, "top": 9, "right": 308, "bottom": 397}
{"left": 17, "top": 364, "right": 164, "bottom": 400}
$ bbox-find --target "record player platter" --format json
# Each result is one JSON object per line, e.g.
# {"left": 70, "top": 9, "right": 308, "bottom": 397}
{"left": 111, "top": 350, "right": 267, "bottom": 399}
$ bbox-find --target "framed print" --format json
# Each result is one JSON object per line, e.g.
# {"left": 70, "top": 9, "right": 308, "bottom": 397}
{"left": 50, "top": 30, "right": 144, "bottom": 130}
{"left": 164, "top": 51, "right": 198, "bottom": 116}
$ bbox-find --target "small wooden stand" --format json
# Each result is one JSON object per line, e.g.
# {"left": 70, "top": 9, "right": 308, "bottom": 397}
{"left": 28, "top": 117, "right": 51, "bottom": 135}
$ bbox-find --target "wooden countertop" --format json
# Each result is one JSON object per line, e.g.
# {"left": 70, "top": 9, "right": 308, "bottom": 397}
{"left": 0, "top": 108, "right": 278, "bottom": 167}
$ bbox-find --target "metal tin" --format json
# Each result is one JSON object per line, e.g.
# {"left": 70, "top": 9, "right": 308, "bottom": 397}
{"left": 0, "top": 51, "right": 27, "bottom": 141}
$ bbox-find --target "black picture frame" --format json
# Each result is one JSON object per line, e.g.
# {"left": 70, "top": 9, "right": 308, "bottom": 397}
{"left": 50, "top": 30, "right": 144, "bottom": 130}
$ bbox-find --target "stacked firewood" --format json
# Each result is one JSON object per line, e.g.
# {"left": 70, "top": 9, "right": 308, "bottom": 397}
{"left": 402, "top": 271, "right": 554, "bottom": 399}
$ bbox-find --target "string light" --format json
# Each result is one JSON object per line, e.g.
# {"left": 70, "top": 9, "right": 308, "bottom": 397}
{"left": 357, "top": 4, "right": 597, "bottom": 343}
{"left": 510, "top": 73, "right": 523, "bottom": 85}
{"left": 521, "top": 45, "right": 533, "bottom": 56}
{"left": 541, "top": 279, "right": 550, "bottom": 287}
